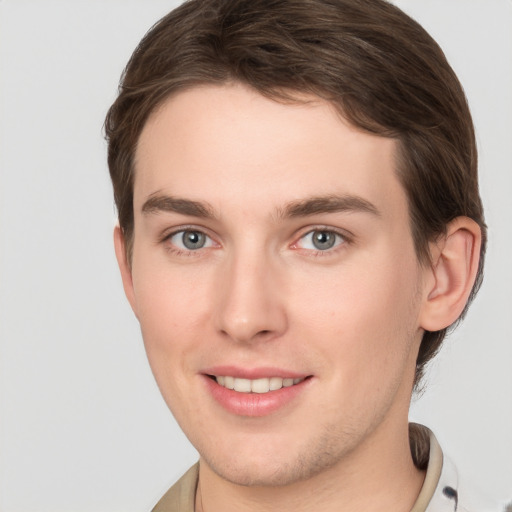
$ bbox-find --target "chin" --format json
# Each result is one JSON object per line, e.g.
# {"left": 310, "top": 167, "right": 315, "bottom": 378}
{"left": 206, "top": 457, "right": 312, "bottom": 487}
{"left": 200, "top": 430, "right": 352, "bottom": 488}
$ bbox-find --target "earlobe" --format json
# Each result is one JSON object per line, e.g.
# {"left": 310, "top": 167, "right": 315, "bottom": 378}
{"left": 113, "top": 225, "right": 138, "bottom": 318}
{"left": 419, "top": 217, "right": 481, "bottom": 332}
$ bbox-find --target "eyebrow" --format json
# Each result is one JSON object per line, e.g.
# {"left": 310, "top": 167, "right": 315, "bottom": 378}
{"left": 280, "top": 195, "right": 380, "bottom": 219}
{"left": 141, "top": 193, "right": 380, "bottom": 220}
{"left": 142, "top": 195, "right": 216, "bottom": 218}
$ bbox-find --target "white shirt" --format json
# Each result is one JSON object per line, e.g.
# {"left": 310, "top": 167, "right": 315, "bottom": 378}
{"left": 417, "top": 427, "right": 504, "bottom": 512}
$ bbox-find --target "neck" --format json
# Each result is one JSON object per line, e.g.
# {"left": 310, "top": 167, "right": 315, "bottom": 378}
{"left": 196, "top": 419, "right": 425, "bottom": 512}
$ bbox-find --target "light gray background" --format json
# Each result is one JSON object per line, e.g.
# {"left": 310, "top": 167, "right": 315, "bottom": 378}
{"left": 0, "top": 1, "right": 510, "bottom": 511}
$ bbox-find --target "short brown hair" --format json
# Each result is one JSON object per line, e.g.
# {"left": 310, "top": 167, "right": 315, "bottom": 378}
{"left": 104, "top": 0, "right": 486, "bottom": 386}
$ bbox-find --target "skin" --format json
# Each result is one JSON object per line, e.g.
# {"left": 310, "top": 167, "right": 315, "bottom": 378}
{"left": 115, "top": 83, "right": 481, "bottom": 512}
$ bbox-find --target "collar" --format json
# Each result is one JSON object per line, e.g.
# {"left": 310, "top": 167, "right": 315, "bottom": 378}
{"left": 412, "top": 425, "right": 503, "bottom": 512}
{"left": 410, "top": 425, "right": 446, "bottom": 512}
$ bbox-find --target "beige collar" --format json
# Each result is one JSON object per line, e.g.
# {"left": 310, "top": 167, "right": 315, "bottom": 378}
{"left": 411, "top": 427, "right": 443, "bottom": 512}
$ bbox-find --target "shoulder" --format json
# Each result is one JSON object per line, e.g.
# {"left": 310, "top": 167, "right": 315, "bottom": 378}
{"left": 432, "top": 456, "right": 504, "bottom": 512}
{"left": 151, "top": 463, "right": 199, "bottom": 512}
{"left": 423, "top": 428, "right": 505, "bottom": 512}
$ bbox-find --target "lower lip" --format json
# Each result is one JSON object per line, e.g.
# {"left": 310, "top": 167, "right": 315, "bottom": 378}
{"left": 203, "top": 376, "right": 311, "bottom": 417}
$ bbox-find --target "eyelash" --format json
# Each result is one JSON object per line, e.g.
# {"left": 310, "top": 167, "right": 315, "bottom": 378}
{"left": 160, "top": 226, "right": 352, "bottom": 258}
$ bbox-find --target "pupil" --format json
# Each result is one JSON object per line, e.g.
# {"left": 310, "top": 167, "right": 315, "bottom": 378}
{"left": 313, "top": 231, "right": 335, "bottom": 250}
{"left": 183, "top": 231, "right": 205, "bottom": 249}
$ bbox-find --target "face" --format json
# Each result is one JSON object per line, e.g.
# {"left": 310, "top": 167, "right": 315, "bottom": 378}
{"left": 120, "top": 83, "right": 428, "bottom": 486}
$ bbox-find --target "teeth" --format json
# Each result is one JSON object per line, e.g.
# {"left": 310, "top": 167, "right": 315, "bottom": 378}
{"left": 234, "top": 378, "right": 252, "bottom": 393}
{"left": 251, "top": 378, "right": 270, "bottom": 394}
{"left": 214, "top": 375, "right": 305, "bottom": 393}
{"left": 269, "top": 377, "right": 283, "bottom": 391}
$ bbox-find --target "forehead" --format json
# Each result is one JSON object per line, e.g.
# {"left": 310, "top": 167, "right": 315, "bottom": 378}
{"left": 133, "top": 83, "right": 405, "bottom": 220}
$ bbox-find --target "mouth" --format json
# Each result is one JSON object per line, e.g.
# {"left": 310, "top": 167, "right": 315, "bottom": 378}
{"left": 210, "top": 375, "right": 306, "bottom": 394}
{"left": 203, "top": 371, "right": 312, "bottom": 416}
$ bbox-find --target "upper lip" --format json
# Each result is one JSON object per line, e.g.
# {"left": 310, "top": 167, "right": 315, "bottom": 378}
{"left": 202, "top": 366, "right": 309, "bottom": 380}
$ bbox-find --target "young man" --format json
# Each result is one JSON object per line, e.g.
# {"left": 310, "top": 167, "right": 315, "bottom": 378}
{"left": 105, "top": 1, "right": 503, "bottom": 510}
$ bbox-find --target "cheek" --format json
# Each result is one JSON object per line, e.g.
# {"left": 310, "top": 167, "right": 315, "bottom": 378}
{"left": 130, "top": 256, "right": 212, "bottom": 370}
{"left": 131, "top": 264, "right": 213, "bottom": 419}
{"left": 292, "top": 252, "right": 421, "bottom": 385}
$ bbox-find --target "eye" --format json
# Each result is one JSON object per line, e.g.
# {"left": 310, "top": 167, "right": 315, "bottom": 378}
{"left": 168, "top": 230, "right": 214, "bottom": 251}
{"left": 297, "top": 229, "right": 345, "bottom": 251}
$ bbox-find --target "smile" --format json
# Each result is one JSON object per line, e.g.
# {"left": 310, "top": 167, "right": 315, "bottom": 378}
{"left": 204, "top": 372, "right": 312, "bottom": 416}
{"left": 214, "top": 376, "right": 305, "bottom": 394}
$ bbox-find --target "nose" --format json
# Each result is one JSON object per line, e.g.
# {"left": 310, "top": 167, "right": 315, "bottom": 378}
{"left": 213, "top": 250, "right": 288, "bottom": 344}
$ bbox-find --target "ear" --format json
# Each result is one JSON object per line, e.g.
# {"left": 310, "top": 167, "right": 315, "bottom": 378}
{"left": 113, "top": 225, "right": 138, "bottom": 318}
{"left": 419, "top": 217, "right": 482, "bottom": 332}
